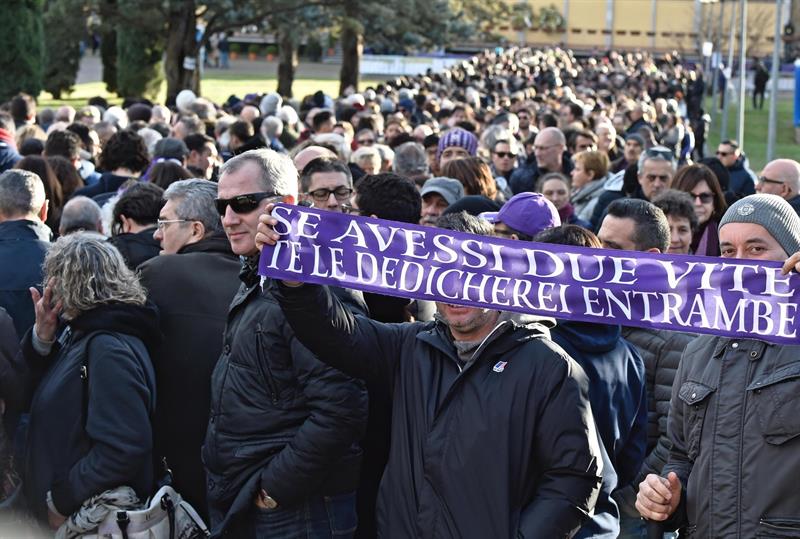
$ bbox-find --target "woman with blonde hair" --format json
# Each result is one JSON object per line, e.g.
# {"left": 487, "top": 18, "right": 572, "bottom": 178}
{"left": 21, "top": 233, "right": 158, "bottom": 533}
{"left": 570, "top": 150, "right": 610, "bottom": 222}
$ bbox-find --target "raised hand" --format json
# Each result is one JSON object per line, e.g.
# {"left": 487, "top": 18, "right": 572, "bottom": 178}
{"left": 30, "top": 278, "right": 62, "bottom": 343}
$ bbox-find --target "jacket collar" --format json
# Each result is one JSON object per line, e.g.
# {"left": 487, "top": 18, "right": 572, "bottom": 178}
{"left": 0, "top": 218, "right": 51, "bottom": 242}
{"left": 178, "top": 231, "right": 235, "bottom": 257}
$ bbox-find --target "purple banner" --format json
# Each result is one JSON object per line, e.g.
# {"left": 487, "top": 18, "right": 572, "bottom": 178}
{"left": 259, "top": 204, "right": 800, "bottom": 345}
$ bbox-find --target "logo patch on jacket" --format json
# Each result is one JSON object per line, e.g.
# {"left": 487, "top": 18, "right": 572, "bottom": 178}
{"left": 493, "top": 361, "right": 507, "bottom": 373}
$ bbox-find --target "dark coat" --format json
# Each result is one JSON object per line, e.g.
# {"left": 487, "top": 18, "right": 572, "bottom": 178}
{"left": 110, "top": 227, "right": 160, "bottom": 270}
{"left": 0, "top": 308, "right": 23, "bottom": 413}
{"left": 0, "top": 219, "right": 50, "bottom": 339}
{"left": 71, "top": 172, "right": 136, "bottom": 201}
{"left": 726, "top": 156, "right": 757, "bottom": 198}
{"left": 787, "top": 195, "right": 800, "bottom": 217}
{"left": 664, "top": 337, "right": 800, "bottom": 537}
{"left": 0, "top": 142, "right": 21, "bottom": 174}
{"left": 137, "top": 233, "right": 241, "bottom": 518}
{"left": 202, "top": 262, "right": 369, "bottom": 537}
{"left": 509, "top": 152, "right": 574, "bottom": 195}
{"left": 273, "top": 283, "right": 603, "bottom": 539}
{"left": 551, "top": 321, "right": 647, "bottom": 535}
{"left": 21, "top": 303, "right": 159, "bottom": 520}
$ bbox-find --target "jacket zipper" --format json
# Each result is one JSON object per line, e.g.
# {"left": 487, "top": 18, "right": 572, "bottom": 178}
{"left": 255, "top": 323, "right": 279, "bottom": 404}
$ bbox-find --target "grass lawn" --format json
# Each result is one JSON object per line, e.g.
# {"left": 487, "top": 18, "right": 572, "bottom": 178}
{"left": 38, "top": 71, "right": 385, "bottom": 109}
{"left": 705, "top": 94, "right": 799, "bottom": 172}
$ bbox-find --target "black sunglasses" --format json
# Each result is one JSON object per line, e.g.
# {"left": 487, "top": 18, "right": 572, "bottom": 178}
{"left": 494, "top": 151, "right": 517, "bottom": 159}
{"left": 215, "top": 192, "right": 280, "bottom": 216}
{"left": 690, "top": 192, "right": 715, "bottom": 204}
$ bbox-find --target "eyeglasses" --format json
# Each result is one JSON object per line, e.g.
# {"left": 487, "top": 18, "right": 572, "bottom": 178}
{"left": 758, "top": 176, "right": 784, "bottom": 185}
{"left": 305, "top": 186, "right": 353, "bottom": 202}
{"left": 342, "top": 204, "right": 370, "bottom": 216}
{"left": 716, "top": 150, "right": 732, "bottom": 157}
{"left": 494, "top": 151, "right": 517, "bottom": 159}
{"left": 157, "top": 219, "right": 188, "bottom": 230}
{"left": 357, "top": 139, "right": 375, "bottom": 145}
{"left": 690, "top": 192, "right": 714, "bottom": 204}
{"left": 215, "top": 192, "right": 281, "bottom": 216}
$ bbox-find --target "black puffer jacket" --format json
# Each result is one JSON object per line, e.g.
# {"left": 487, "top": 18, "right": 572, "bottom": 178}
{"left": 21, "top": 303, "right": 159, "bottom": 520}
{"left": 274, "top": 283, "right": 603, "bottom": 539}
{"left": 202, "top": 261, "right": 368, "bottom": 536}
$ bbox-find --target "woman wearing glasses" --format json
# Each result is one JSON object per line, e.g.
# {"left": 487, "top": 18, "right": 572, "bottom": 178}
{"left": 673, "top": 164, "right": 728, "bottom": 257}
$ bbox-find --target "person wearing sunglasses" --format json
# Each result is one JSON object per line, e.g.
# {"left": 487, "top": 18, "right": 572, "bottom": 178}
{"left": 755, "top": 159, "right": 800, "bottom": 217}
{"left": 715, "top": 139, "right": 757, "bottom": 198}
{"left": 490, "top": 138, "right": 519, "bottom": 187}
{"left": 299, "top": 157, "right": 353, "bottom": 213}
{"left": 204, "top": 149, "right": 368, "bottom": 538}
{"left": 673, "top": 163, "right": 728, "bottom": 256}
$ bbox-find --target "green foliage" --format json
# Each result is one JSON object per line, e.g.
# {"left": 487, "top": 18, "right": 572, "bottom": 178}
{"left": 248, "top": 43, "right": 261, "bottom": 55}
{"left": 0, "top": 0, "right": 45, "bottom": 102}
{"left": 266, "top": 44, "right": 278, "bottom": 56}
{"left": 42, "top": 0, "right": 83, "bottom": 98}
{"left": 115, "top": 0, "right": 164, "bottom": 98}
{"left": 230, "top": 42, "right": 241, "bottom": 54}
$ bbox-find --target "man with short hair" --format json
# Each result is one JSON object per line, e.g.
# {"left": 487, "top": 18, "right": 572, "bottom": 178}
{"left": 560, "top": 101, "right": 584, "bottom": 128}
{"left": 490, "top": 138, "right": 519, "bottom": 191}
{"left": 611, "top": 133, "right": 645, "bottom": 174}
{"left": 571, "top": 130, "right": 598, "bottom": 153}
{"left": 715, "top": 139, "right": 757, "bottom": 198}
{"left": 138, "top": 179, "right": 240, "bottom": 519}
{"left": 184, "top": 133, "right": 219, "bottom": 180}
{"left": 312, "top": 110, "right": 335, "bottom": 135}
{"left": 637, "top": 194, "right": 800, "bottom": 538}
{"left": 419, "top": 177, "right": 464, "bottom": 226}
{"left": 299, "top": 157, "right": 353, "bottom": 213}
{"left": 203, "top": 149, "right": 368, "bottom": 537}
{"left": 636, "top": 147, "right": 675, "bottom": 202}
{"left": 392, "top": 142, "right": 429, "bottom": 186}
{"left": 10, "top": 94, "right": 36, "bottom": 128}
{"left": 44, "top": 130, "right": 83, "bottom": 170}
{"left": 755, "top": 158, "right": 800, "bottom": 216}
{"left": 509, "top": 126, "right": 573, "bottom": 194}
{"left": 171, "top": 114, "right": 205, "bottom": 140}
{"left": 0, "top": 169, "right": 49, "bottom": 338}
{"left": 58, "top": 196, "right": 102, "bottom": 236}
{"left": 595, "top": 198, "right": 695, "bottom": 538}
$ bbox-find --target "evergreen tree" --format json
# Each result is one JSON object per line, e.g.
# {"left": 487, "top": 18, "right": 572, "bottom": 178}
{"left": 0, "top": 0, "right": 45, "bottom": 102}
{"left": 115, "top": 0, "right": 164, "bottom": 99}
{"left": 42, "top": 0, "right": 83, "bottom": 99}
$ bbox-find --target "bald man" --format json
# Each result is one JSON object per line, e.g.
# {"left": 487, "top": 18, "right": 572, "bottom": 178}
{"left": 509, "top": 126, "right": 573, "bottom": 194}
{"left": 239, "top": 105, "right": 261, "bottom": 124}
{"left": 756, "top": 159, "right": 800, "bottom": 216}
{"left": 292, "top": 145, "right": 338, "bottom": 173}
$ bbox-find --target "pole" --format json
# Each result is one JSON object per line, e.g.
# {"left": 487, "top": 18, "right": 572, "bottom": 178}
{"left": 736, "top": 0, "right": 747, "bottom": 147}
{"left": 767, "top": 0, "right": 783, "bottom": 161}
{"left": 721, "top": 0, "right": 738, "bottom": 140}
{"left": 711, "top": 0, "right": 727, "bottom": 124}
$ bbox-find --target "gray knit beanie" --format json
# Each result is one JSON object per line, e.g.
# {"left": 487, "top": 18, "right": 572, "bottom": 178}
{"left": 719, "top": 194, "right": 800, "bottom": 255}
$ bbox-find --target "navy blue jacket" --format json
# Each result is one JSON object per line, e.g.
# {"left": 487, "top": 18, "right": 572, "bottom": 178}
{"left": 551, "top": 321, "right": 648, "bottom": 536}
{"left": 726, "top": 156, "right": 757, "bottom": 198}
{"left": 21, "top": 303, "right": 159, "bottom": 520}
{"left": 274, "top": 283, "right": 603, "bottom": 539}
{"left": 0, "top": 142, "right": 21, "bottom": 173}
{"left": 509, "top": 152, "right": 574, "bottom": 194}
{"left": 0, "top": 220, "right": 50, "bottom": 339}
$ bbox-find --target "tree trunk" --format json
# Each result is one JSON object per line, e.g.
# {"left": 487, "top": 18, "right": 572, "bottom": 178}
{"left": 164, "top": 0, "right": 198, "bottom": 105}
{"left": 276, "top": 27, "right": 297, "bottom": 98}
{"left": 339, "top": 5, "right": 362, "bottom": 97}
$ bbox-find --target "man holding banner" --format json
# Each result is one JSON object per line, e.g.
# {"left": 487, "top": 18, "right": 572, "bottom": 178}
{"left": 256, "top": 209, "right": 604, "bottom": 538}
{"left": 636, "top": 194, "right": 800, "bottom": 538}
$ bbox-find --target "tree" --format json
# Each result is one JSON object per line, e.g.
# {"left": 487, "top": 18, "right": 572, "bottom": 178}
{"left": 115, "top": 0, "right": 164, "bottom": 98}
{"left": 42, "top": 0, "right": 84, "bottom": 99}
{"left": 0, "top": 0, "right": 45, "bottom": 102}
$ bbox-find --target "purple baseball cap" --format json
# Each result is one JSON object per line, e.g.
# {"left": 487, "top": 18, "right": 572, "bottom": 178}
{"left": 480, "top": 192, "right": 561, "bottom": 237}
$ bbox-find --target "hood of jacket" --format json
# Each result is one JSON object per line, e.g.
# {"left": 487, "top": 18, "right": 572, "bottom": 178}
{"left": 552, "top": 320, "right": 621, "bottom": 354}
{"left": 68, "top": 301, "right": 162, "bottom": 353}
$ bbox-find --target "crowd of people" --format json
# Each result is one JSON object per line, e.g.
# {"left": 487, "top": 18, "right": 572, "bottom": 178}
{"left": 0, "top": 45, "right": 799, "bottom": 538}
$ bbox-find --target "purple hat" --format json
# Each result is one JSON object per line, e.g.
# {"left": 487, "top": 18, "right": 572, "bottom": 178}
{"left": 436, "top": 128, "right": 478, "bottom": 161}
{"left": 480, "top": 192, "right": 561, "bottom": 237}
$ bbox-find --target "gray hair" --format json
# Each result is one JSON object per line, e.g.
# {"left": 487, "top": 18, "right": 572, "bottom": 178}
{"left": 163, "top": 179, "right": 222, "bottom": 234}
{"left": 638, "top": 146, "right": 677, "bottom": 172}
{"left": 220, "top": 148, "right": 298, "bottom": 198}
{"left": 392, "top": 142, "right": 428, "bottom": 176}
{"left": 59, "top": 196, "right": 102, "bottom": 235}
{"left": 261, "top": 116, "right": 284, "bottom": 139}
{"left": 0, "top": 169, "right": 45, "bottom": 218}
{"left": 43, "top": 232, "right": 146, "bottom": 319}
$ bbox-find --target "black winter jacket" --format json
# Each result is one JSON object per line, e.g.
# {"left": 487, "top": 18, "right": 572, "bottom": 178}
{"left": 138, "top": 233, "right": 241, "bottom": 518}
{"left": 273, "top": 283, "right": 603, "bottom": 539}
{"left": 21, "top": 303, "right": 159, "bottom": 520}
{"left": 110, "top": 227, "right": 161, "bottom": 270}
{"left": 509, "top": 151, "right": 575, "bottom": 195}
{"left": 202, "top": 262, "right": 368, "bottom": 536}
{"left": 0, "top": 219, "right": 49, "bottom": 339}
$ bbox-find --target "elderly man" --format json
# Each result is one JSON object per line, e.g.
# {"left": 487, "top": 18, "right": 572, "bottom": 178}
{"left": 299, "top": 157, "right": 353, "bottom": 213}
{"left": 0, "top": 169, "right": 49, "bottom": 338}
{"left": 58, "top": 196, "right": 102, "bottom": 236}
{"left": 509, "top": 126, "right": 573, "bottom": 194}
{"left": 637, "top": 194, "right": 800, "bottom": 538}
{"left": 716, "top": 139, "right": 757, "bottom": 198}
{"left": 755, "top": 158, "right": 800, "bottom": 216}
{"left": 636, "top": 147, "right": 675, "bottom": 202}
{"left": 138, "top": 179, "right": 240, "bottom": 519}
{"left": 202, "top": 149, "right": 367, "bottom": 537}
